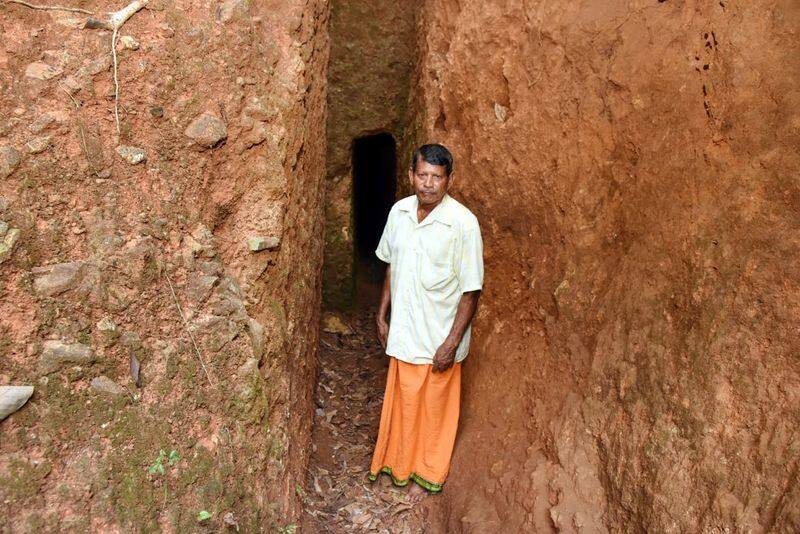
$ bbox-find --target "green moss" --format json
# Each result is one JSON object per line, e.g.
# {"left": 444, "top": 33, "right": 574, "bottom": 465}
{"left": 0, "top": 324, "right": 13, "bottom": 357}
{"left": 0, "top": 458, "right": 52, "bottom": 503}
{"left": 105, "top": 410, "right": 172, "bottom": 531}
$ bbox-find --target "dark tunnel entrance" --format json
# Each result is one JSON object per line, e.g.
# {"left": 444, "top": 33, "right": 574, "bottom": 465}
{"left": 352, "top": 133, "right": 397, "bottom": 301}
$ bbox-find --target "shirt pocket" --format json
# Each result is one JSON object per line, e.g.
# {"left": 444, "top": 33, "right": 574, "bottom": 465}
{"left": 418, "top": 224, "right": 455, "bottom": 291}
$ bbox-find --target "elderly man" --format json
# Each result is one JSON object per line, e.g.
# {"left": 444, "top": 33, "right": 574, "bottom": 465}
{"left": 368, "top": 143, "right": 484, "bottom": 500}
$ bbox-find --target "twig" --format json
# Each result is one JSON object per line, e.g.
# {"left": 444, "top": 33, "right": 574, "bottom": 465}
{"left": 111, "top": 27, "right": 120, "bottom": 133}
{"left": 5, "top": 0, "right": 93, "bottom": 14}
{"left": 58, "top": 82, "right": 79, "bottom": 109}
{"left": 59, "top": 83, "right": 100, "bottom": 177}
{"left": 165, "top": 273, "right": 215, "bottom": 387}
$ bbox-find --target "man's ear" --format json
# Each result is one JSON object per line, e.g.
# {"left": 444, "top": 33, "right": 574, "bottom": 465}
{"left": 446, "top": 173, "right": 455, "bottom": 191}
{"left": 408, "top": 168, "right": 415, "bottom": 188}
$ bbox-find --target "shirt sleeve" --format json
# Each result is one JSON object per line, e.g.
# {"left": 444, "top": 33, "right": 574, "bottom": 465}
{"left": 375, "top": 210, "right": 393, "bottom": 263}
{"left": 457, "top": 223, "right": 484, "bottom": 292}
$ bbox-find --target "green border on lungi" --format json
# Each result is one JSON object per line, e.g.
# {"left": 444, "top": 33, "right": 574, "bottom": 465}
{"left": 368, "top": 466, "right": 444, "bottom": 493}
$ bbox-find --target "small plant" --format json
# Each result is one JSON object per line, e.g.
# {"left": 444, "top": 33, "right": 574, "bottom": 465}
{"left": 148, "top": 449, "right": 179, "bottom": 476}
{"left": 279, "top": 525, "right": 297, "bottom": 534}
{"left": 197, "top": 510, "right": 211, "bottom": 522}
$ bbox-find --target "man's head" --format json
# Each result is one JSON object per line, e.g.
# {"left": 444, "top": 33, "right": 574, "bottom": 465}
{"left": 408, "top": 144, "right": 454, "bottom": 208}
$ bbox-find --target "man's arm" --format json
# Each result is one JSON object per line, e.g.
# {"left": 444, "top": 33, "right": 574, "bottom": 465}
{"left": 376, "top": 263, "right": 391, "bottom": 349}
{"left": 432, "top": 289, "right": 481, "bottom": 373}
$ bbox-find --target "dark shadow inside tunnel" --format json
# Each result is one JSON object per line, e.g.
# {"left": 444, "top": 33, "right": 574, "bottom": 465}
{"left": 352, "top": 133, "right": 397, "bottom": 303}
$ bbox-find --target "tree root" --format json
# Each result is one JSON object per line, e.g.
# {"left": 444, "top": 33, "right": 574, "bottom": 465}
{"left": 10, "top": 0, "right": 150, "bottom": 135}
{"left": 5, "top": 0, "right": 92, "bottom": 15}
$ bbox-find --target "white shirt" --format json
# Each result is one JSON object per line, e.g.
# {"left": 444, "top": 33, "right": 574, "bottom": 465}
{"left": 375, "top": 193, "right": 484, "bottom": 365}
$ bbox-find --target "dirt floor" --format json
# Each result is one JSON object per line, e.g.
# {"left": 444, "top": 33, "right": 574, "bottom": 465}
{"left": 301, "top": 310, "right": 431, "bottom": 533}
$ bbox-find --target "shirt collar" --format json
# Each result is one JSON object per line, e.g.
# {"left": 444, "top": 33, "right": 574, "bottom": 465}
{"left": 399, "top": 193, "right": 453, "bottom": 226}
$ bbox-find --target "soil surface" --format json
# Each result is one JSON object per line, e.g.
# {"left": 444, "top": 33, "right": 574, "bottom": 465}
{"left": 301, "top": 310, "right": 430, "bottom": 533}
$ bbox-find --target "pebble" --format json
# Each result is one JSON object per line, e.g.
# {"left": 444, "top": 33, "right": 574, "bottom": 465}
{"left": 28, "top": 114, "right": 55, "bottom": 134}
{"left": 31, "top": 261, "right": 85, "bottom": 296}
{"left": 0, "top": 228, "right": 20, "bottom": 264}
{"left": 0, "top": 386, "right": 34, "bottom": 422}
{"left": 0, "top": 146, "right": 21, "bottom": 179}
{"left": 247, "top": 235, "right": 280, "bottom": 252}
{"left": 90, "top": 376, "right": 127, "bottom": 397}
{"left": 119, "top": 35, "right": 140, "bottom": 50}
{"left": 494, "top": 102, "right": 508, "bottom": 122}
{"left": 185, "top": 112, "right": 228, "bottom": 148}
{"left": 115, "top": 145, "right": 146, "bottom": 165}
{"left": 218, "top": 0, "right": 249, "bottom": 22}
{"left": 26, "top": 136, "right": 51, "bottom": 154}
{"left": 25, "top": 62, "right": 63, "bottom": 80}
{"left": 39, "top": 340, "right": 95, "bottom": 374}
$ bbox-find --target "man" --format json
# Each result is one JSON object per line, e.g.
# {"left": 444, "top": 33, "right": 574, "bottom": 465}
{"left": 368, "top": 143, "right": 484, "bottom": 501}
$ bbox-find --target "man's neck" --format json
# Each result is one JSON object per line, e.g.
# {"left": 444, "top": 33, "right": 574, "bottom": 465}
{"left": 416, "top": 195, "right": 445, "bottom": 223}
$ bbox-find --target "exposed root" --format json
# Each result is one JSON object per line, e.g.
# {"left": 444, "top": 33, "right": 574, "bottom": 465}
{"left": 5, "top": 0, "right": 93, "bottom": 14}
{"left": 85, "top": 0, "right": 150, "bottom": 134}
{"left": 9, "top": 0, "right": 150, "bottom": 135}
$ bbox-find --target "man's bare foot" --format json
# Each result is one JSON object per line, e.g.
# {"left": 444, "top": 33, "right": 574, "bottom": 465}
{"left": 407, "top": 482, "right": 428, "bottom": 503}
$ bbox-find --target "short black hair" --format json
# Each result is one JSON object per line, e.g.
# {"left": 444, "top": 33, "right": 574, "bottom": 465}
{"left": 411, "top": 143, "right": 453, "bottom": 176}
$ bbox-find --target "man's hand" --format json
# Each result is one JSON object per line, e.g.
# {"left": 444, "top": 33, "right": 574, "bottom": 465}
{"left": 432, "top": 340, "right": 458, "bottom": 373}
{"left": 376, "top": 316, "right": 389, "bottom": 350}
{"left": 376, "top": 264, "right": 391, "bottom": 351}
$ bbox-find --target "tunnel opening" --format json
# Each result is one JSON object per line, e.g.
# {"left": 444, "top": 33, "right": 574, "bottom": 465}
{"left": 352, "top": 133, "right": 397, "bottom": 303}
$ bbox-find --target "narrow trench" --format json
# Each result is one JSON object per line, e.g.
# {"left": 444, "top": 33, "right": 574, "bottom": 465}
{"left": 305, "top": 0, "right": 423, "bottom": 529}
{"left": 302, "top": 137, "right": 426, "bottom": 532}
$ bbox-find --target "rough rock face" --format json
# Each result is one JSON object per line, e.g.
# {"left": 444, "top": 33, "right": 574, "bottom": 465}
{"left": 0, "top": 0, "right": 328, "bottom": 531}
{"left": 409, "top": 1, "right": 800, "bottom": 532}
{"left": 322, "top": 0, "right": 419, "bottom": 309}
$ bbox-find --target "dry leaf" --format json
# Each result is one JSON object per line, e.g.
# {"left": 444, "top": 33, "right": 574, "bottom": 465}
{"left": 129, "top": 349, "right": 141, "bottom": 387}
{"left": 223, "top": 511, "right": 240, "bottom": 531}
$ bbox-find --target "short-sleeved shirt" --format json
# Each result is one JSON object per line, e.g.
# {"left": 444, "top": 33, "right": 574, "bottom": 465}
{"left": 375, "top": 193, "right": 484, "bottom": 365}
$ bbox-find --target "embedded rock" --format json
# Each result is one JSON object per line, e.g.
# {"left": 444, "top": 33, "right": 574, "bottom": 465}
{"left": 25, "top": 62, "right": 62, "bottom": 80}
{"left": 39, "top": 341, "right": 95, "bottom": 373}
{"left": 115, "top": 145, "right": 146, "bottom": 165}
{"left": 32, "top": 261, "right": 85, "bottom": 296}
{"left": 218, "top": 0, "right": 250, "bottom": 22}
{"left": 0, "top": 227, "right": 20, "bottom": 264}
{"left": 247, "top": 235, "right": 280, "bottom": 252}
{"left": 90, "top": 376, "right": 127, "bottom": 397}
{"left": 0, "top": 386, "right": 35, "bottom": 422}
{"left": 26, "top": 136, "right": 52, "bottom": 154}
{"left": 0, "top": 146, "right": 21, "bottom": 179}
{"left": 184, "top": 113, "right": 228, "bottom": 148}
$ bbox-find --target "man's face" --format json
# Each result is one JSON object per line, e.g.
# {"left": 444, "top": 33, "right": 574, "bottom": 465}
{"left": 409, "top": 157, "right": 451, "bottom": 208}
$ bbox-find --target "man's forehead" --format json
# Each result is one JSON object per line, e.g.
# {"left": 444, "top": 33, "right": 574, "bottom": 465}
{"left": 414, "top": 158, "right": 447, "bottom": 174}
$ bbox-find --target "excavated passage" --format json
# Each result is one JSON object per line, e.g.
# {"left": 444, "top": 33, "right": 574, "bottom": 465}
{"left": 352, "top": 133, "right": 397, "bottom": 301}
{"left": 321, "top": 0, "right": 419, "bottom": 310}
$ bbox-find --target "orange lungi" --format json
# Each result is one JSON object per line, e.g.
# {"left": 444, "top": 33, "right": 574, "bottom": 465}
{"left": 368, "top": 357, "right": 462, "bottom": 493}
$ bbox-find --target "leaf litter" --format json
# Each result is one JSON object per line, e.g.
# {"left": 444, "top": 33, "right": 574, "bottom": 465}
{"left": 301, "top": 311, "right": 429, "bottom": 533}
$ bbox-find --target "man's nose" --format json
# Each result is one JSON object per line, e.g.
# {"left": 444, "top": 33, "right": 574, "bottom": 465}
{"left": 423, "top": 176, "right": 434, "bottom": 188}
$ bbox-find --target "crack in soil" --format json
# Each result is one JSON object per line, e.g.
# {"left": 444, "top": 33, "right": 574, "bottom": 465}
{"left": 301, "top": 310, "right": 431, "bottom": 533}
